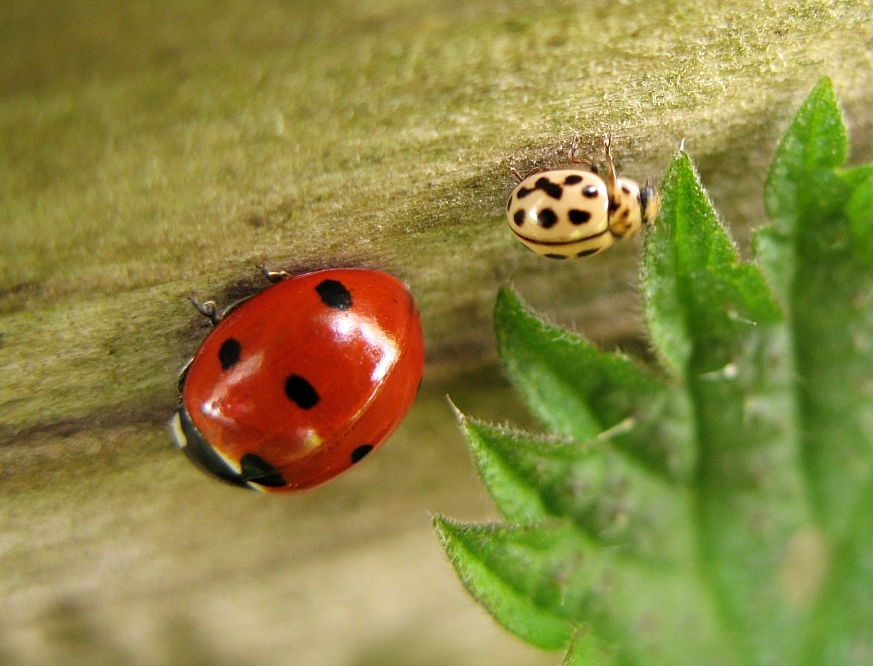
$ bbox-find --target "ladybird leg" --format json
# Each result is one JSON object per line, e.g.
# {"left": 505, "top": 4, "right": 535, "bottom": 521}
{"left": 261, "top": 267, "right": 292, "bottom": 283}
{"left": 509, "top": 164, "right": 551, "bottom": 182}
{"left": 602, "top": 135, "right": 623, "bottom": 237}
{"left": 175, "top": 358, "right": 193, "bottom": 392}
{"left": 568, "top": 141, "right": 596, "bottom": 172}
{"left": 257, "top": 262, "right": 292, "bottom": 283}
{"left": 603, "top": 135, "right": 619, "bottom": 195}
{"left": 189, "top": 297, "right": 221, "bottom": 326}
{"left": 569, "top": 156, "right": 597, "bottom": 170}
{"left": 523, "top": 166, "right": 550, "bottom": 179}
{"left": 602, "top": 136, "right": 627, "bottom": 238}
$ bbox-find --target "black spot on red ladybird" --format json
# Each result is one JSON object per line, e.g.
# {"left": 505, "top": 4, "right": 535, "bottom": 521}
{"left": 316, "top": 279, "right": 352, "bottom": 310}
{"left": 568, "top": 209, "right": 591, "bottom": 225}
{"left": 537, "top": 208, "right": 558, "bottom": 228}
{"left": 218, "top": 338, "right": 241, "bottom": 370}
{"left": 351, "top": 444, "right": 374, "bottom": 464}
{"left": 240, "top": 453, "right": 286, "bottom": 487}
{"left": 285, "top": 375, "right": 320, "bottom": 409}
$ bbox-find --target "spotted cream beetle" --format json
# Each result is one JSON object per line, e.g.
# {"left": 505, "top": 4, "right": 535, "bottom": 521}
{"left": 506, "top": 138, "right": 659, "bottom": 259}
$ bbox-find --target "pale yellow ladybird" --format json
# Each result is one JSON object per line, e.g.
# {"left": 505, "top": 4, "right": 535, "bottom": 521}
{"left": 506, "top": 139, "right": 659, "bottom": 259}
{"left": 507, "top": 169, "right": 614, "bottom": 259}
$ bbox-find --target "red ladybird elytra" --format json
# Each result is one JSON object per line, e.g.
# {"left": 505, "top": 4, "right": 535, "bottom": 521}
{"left": 169, "top": 268, "right": 425, "bottom": 492}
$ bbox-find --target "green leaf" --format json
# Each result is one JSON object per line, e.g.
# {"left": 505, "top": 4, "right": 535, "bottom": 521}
{"left": 760, "top": 77, "right": 848, "bottom": 303}
{"left": 562, "top": 630, "right": 620, "bottom": 666}
{"left": 693, "top": 78, "right": 873, "bottom": 662}
{"left": 495, "top": 286, "right": 695, "bottom": 480}
{"left": 805, "top": 484, "right": 873, "bottom": 664}
{"left": 845, "top": 173, "right": 873, "bottom": 266}
{"left": 460, "top": 417, "right": 695, "bottom": 562}
{"left": 758, "top": 79, "right": 873, "bottom": 541}
{"left": 433, "top": 517, "right": 577, "bottom": 649}
{"left": 764, "top": 77, "right": 847, "bottom": 232}
{"left": 433, "top": 517, "right": 741, "bottom": 665}
{"left": 837, "top": 164, "right": 873, "bottom": 190}
{"left": 644, "top": 150, "right": 812, "bottom": 664}
{"left": 642, "top": 150, "right": 783, "bottom": 376}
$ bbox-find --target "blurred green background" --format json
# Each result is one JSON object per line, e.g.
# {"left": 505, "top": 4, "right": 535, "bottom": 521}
{"left": 1, "top": 0, "right": 872, "bottom": 664}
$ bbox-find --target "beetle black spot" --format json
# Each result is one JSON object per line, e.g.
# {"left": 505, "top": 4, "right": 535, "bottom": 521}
{"left": 537, "top": 208, "right": 558, "bottom": 228}
{"left": 535, "top": 177, "right": 563, "bottom": 199}
{"left": 516, "top": 186, "right": 533, "bottom": 199}
{"left": 218, "top": 338, "right": 241, "bottom": 370}
{"left": 577, "top": 248, "right": 600, "bottom": 257}
{"left": 582, "top": 185, "right": 599, "bottom": 198}
{"left": 622, "top": 184, "right": 631, "bottom": 194}
{"left": 513, "top": 209, "right": 526, "bottom": 226}
{"left": 285, "top": 375, "right": 320, "bottom": 409}
{"left": 240, "top": 453, "right": 286, "bottom": 487}
{"left": 351, "top": 444, "right": 374, "bottom": 464}
{"left": 316, "top": 279, "right": 352, "bottom": 310}
{"left": 568, "top": 209, "right": 591, "bottom": 224}
{"left": 544, "top": 253, "right": 568, "bottom": 260}
{"left": 563, "top": 174, "right": 583, "bottom": 185}
{"left": 609, "top": 199, "right": 620, "bottom": 212}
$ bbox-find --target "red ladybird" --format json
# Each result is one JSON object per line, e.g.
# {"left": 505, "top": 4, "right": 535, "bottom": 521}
{"left": 169, "top": 268, "right": 425, "bottom": 492}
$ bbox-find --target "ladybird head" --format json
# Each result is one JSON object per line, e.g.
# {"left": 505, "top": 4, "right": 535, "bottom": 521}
{"left": 169, "top": 407, "right": 287, "bottom": 491}
{"left": 639, "top": 183, "right": 660, "bottom": 225}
